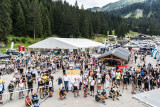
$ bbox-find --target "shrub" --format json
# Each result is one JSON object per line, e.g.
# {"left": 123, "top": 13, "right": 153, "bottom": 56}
{"left": 21, "top": 38, "right": 26, "bottom": 43}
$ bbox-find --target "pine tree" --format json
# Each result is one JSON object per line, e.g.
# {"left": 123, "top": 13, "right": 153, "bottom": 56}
{"left": 14, "top": 2, "right": 26, "bottom": 36}
{"left": 27, "top": 0, "right": 43, "bottom": 39}
{"left": 0, "top": 0, "right": 12, "bottom": 43}
{"left": 109, "top": 29, "right": 112, "bottom": 35}
{"left": 40, "top": 3, "right": 51, "bottom": 37}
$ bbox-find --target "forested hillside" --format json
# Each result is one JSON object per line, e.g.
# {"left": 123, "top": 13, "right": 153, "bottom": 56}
{"left": 111, "top": 0, "right": 160, "bottom": 35}
{"left": 0, "top": 0, "right": 128, "bottom": 43}
{"left": 91, "top": 0, "right": 145, "bottom": 12}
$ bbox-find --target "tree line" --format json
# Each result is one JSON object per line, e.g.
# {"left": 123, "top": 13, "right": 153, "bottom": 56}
{"left": 111, "top": 0, "right": 160, "bottom": 36}
{"left": 0, "top": 0, "right": 128, "bottom": 43}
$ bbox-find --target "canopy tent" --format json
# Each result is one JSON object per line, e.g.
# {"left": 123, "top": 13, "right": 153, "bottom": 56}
{"left": 98, "top": 48, "right": 129, "bottom": 66}
{"left": 28, "top": 37, "right": 104, "bottom": 50}
{"left": 133, "top": 89, "right": 160, "bottom": 107}
{"left": 0, "top": 53, "right": 10, "bottom": 59}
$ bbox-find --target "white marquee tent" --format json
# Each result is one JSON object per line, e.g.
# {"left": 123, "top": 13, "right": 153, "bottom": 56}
{"left": 28, "top": 37, "right": 104, "bottom": 50}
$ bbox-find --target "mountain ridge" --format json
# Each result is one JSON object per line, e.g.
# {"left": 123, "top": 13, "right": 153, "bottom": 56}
{"left": 90, "top": 0, "right": 146, "bottom": 12}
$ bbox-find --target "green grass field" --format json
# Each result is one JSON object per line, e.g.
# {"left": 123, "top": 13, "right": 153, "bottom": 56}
{"left": 0, "top": 35, "right": 44, "bottom": 54}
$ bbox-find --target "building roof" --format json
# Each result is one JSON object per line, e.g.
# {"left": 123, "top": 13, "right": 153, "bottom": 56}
{"left": 28, "top": 37, "right": 104, "bottom": 49}
{"left": 98, "top": 47, "right": 129, "bottom": 61}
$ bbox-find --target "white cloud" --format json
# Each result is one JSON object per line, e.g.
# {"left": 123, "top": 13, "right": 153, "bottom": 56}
{"left": 64, "top": 0, "right": 119, "bottom": 9}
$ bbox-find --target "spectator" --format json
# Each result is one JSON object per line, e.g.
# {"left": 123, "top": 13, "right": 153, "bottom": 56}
{"left": 89, "top": 78, "right": 95, "bottom": 97}
{"left": 95, "top": 90, "right": 106, "bottom": 105}
{"left": 8, "top": 81, "right": 15, "bottom": 101}
{"left": 83, "top": 78, "right": 88, "bottom": 98}
{"left": 59, "top": 87, "right": 67, "bottom": 100}
{"left": 49, "top": 79, "right": 53, "bottom": 97}
{"left": 109, "top": 87, "right": 118, "bottom": 101}
{"left": 31, "top": 67, "right": 36, "bottom": 83}
{"left": 101, "top": 89, "right": 108, "bottom": 99}
{"left": 25, "top": 96, "right": 33, "bottom": 107}
{"left": 122, "top": 72, "right": 128, "bottom": 89}
{"left": 32, "top": 93, "right": 39, "bottom": 105}
{"left": 63, "top": 74, "right": 69, "bottom": 93}
{"left": 18, "top": 80, "right": 24, "bottom": 99}
{"left": 56, "top": 76, "right": 62, "bottom": 91}
{"left": 27, "top": 78, "right": 33, "bottom": 96}
{"left": 72, "top": 78, "right": 79, "bottom": 97}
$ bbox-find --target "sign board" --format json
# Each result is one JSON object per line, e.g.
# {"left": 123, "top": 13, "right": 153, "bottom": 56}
{"left": 66, "top": 70, "right": 80, "bottom": 75}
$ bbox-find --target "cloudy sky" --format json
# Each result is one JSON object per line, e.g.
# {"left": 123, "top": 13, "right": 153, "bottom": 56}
{"left": 64, "top": 0, "right": 119, "bottom": 9}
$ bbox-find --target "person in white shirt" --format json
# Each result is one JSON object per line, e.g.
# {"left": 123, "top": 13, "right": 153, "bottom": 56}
{"left": 63, "top": 74, "right": 69, "bottom": 92}
{"left": 18, "top": 80, "right": 24, "bottom": 99}
{"left": 105, "top": 73, "right": 110, "bottom": 89}
{"left": 37, "top": 74, "right": 41, "bottom": 93}
{"left": 97, "top": 72, "right": 102, "bottom": 79}
{"left": 49, "top": 79, "right": 53, "bottom": 97}
{"left": 90, "top": 78, "right": 95, "bottom": 97}
{"left": 72, "top": 78, "right": 79, "bottom": 97}
{"left": 52, "top": 63, "right": 56, "bottom": 74}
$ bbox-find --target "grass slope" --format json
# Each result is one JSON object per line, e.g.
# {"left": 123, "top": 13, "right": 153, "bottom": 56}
{"left": 0, "top": 35, "right": 44, "bottom": 54}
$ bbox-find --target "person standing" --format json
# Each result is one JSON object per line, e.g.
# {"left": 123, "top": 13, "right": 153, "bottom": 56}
{"left": 72, "top": 78, "right": 79, "bottom": 97}
{"left": 57, "top": 76, "right": 63, "bottom": 91}
{"left": 101, "top": 73, "right": 106, "bottom": 89}
{"left": 115, "top": 71, "right": 121, "bottom": 86}
{"left": 63, "top": 74, "right": 69, "bottom": 93}
{"left": 131, "top": 73, "right": 136, "bottom": 94}
{"left": 18, "top": 80, "right": 24, "bottom": 99}
{"left": 49, "top": 79, "right": 53, "bottom": 97}
{"left": 111, "top": 69, "right": 116, "bottom": 86}
{"left": 89, "top": 78, "right": 95, "bottom": 97}
{"left": 105, "top": 73, "right": 110, "bottom": 89}
{"left": 27, "top": 78, "right": 33, "bottom": 96}
{"left": 122, "top": 72, "right": 128, "bottom": 89}
{"left": 134, "top": 55, "right": 137, "bottom": 64}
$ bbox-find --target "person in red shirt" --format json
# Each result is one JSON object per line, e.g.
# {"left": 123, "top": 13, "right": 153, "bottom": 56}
{"left": 25, "top": 96, "right": 33, "bottom": 106}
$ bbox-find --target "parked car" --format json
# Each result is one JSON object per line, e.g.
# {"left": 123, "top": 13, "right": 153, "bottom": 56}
{"left": 138, "top": 47, "right": 153, "bottom": 55}
{"left": 6, "top": 49, "right": 20, "bottom": 55}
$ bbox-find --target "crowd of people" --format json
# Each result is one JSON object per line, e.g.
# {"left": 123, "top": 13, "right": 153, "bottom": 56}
{"left": 0, "top": 49, "right": 159, "bottom": 106}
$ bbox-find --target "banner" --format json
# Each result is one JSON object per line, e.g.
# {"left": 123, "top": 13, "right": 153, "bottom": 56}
{"left": 66, "top": 70, "right": 80, "bottom": 75}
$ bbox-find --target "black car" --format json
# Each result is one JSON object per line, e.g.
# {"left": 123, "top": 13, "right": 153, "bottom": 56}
{"left": 6, "top": 49, "right": 20, "bottom": 55}
{"left": 138, "top": 47, "right": 153, "bottom": 55}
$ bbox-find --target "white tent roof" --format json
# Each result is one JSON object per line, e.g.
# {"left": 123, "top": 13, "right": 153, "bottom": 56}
{"left": 28, "top": 37, "right": 104, "bottom": 49}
